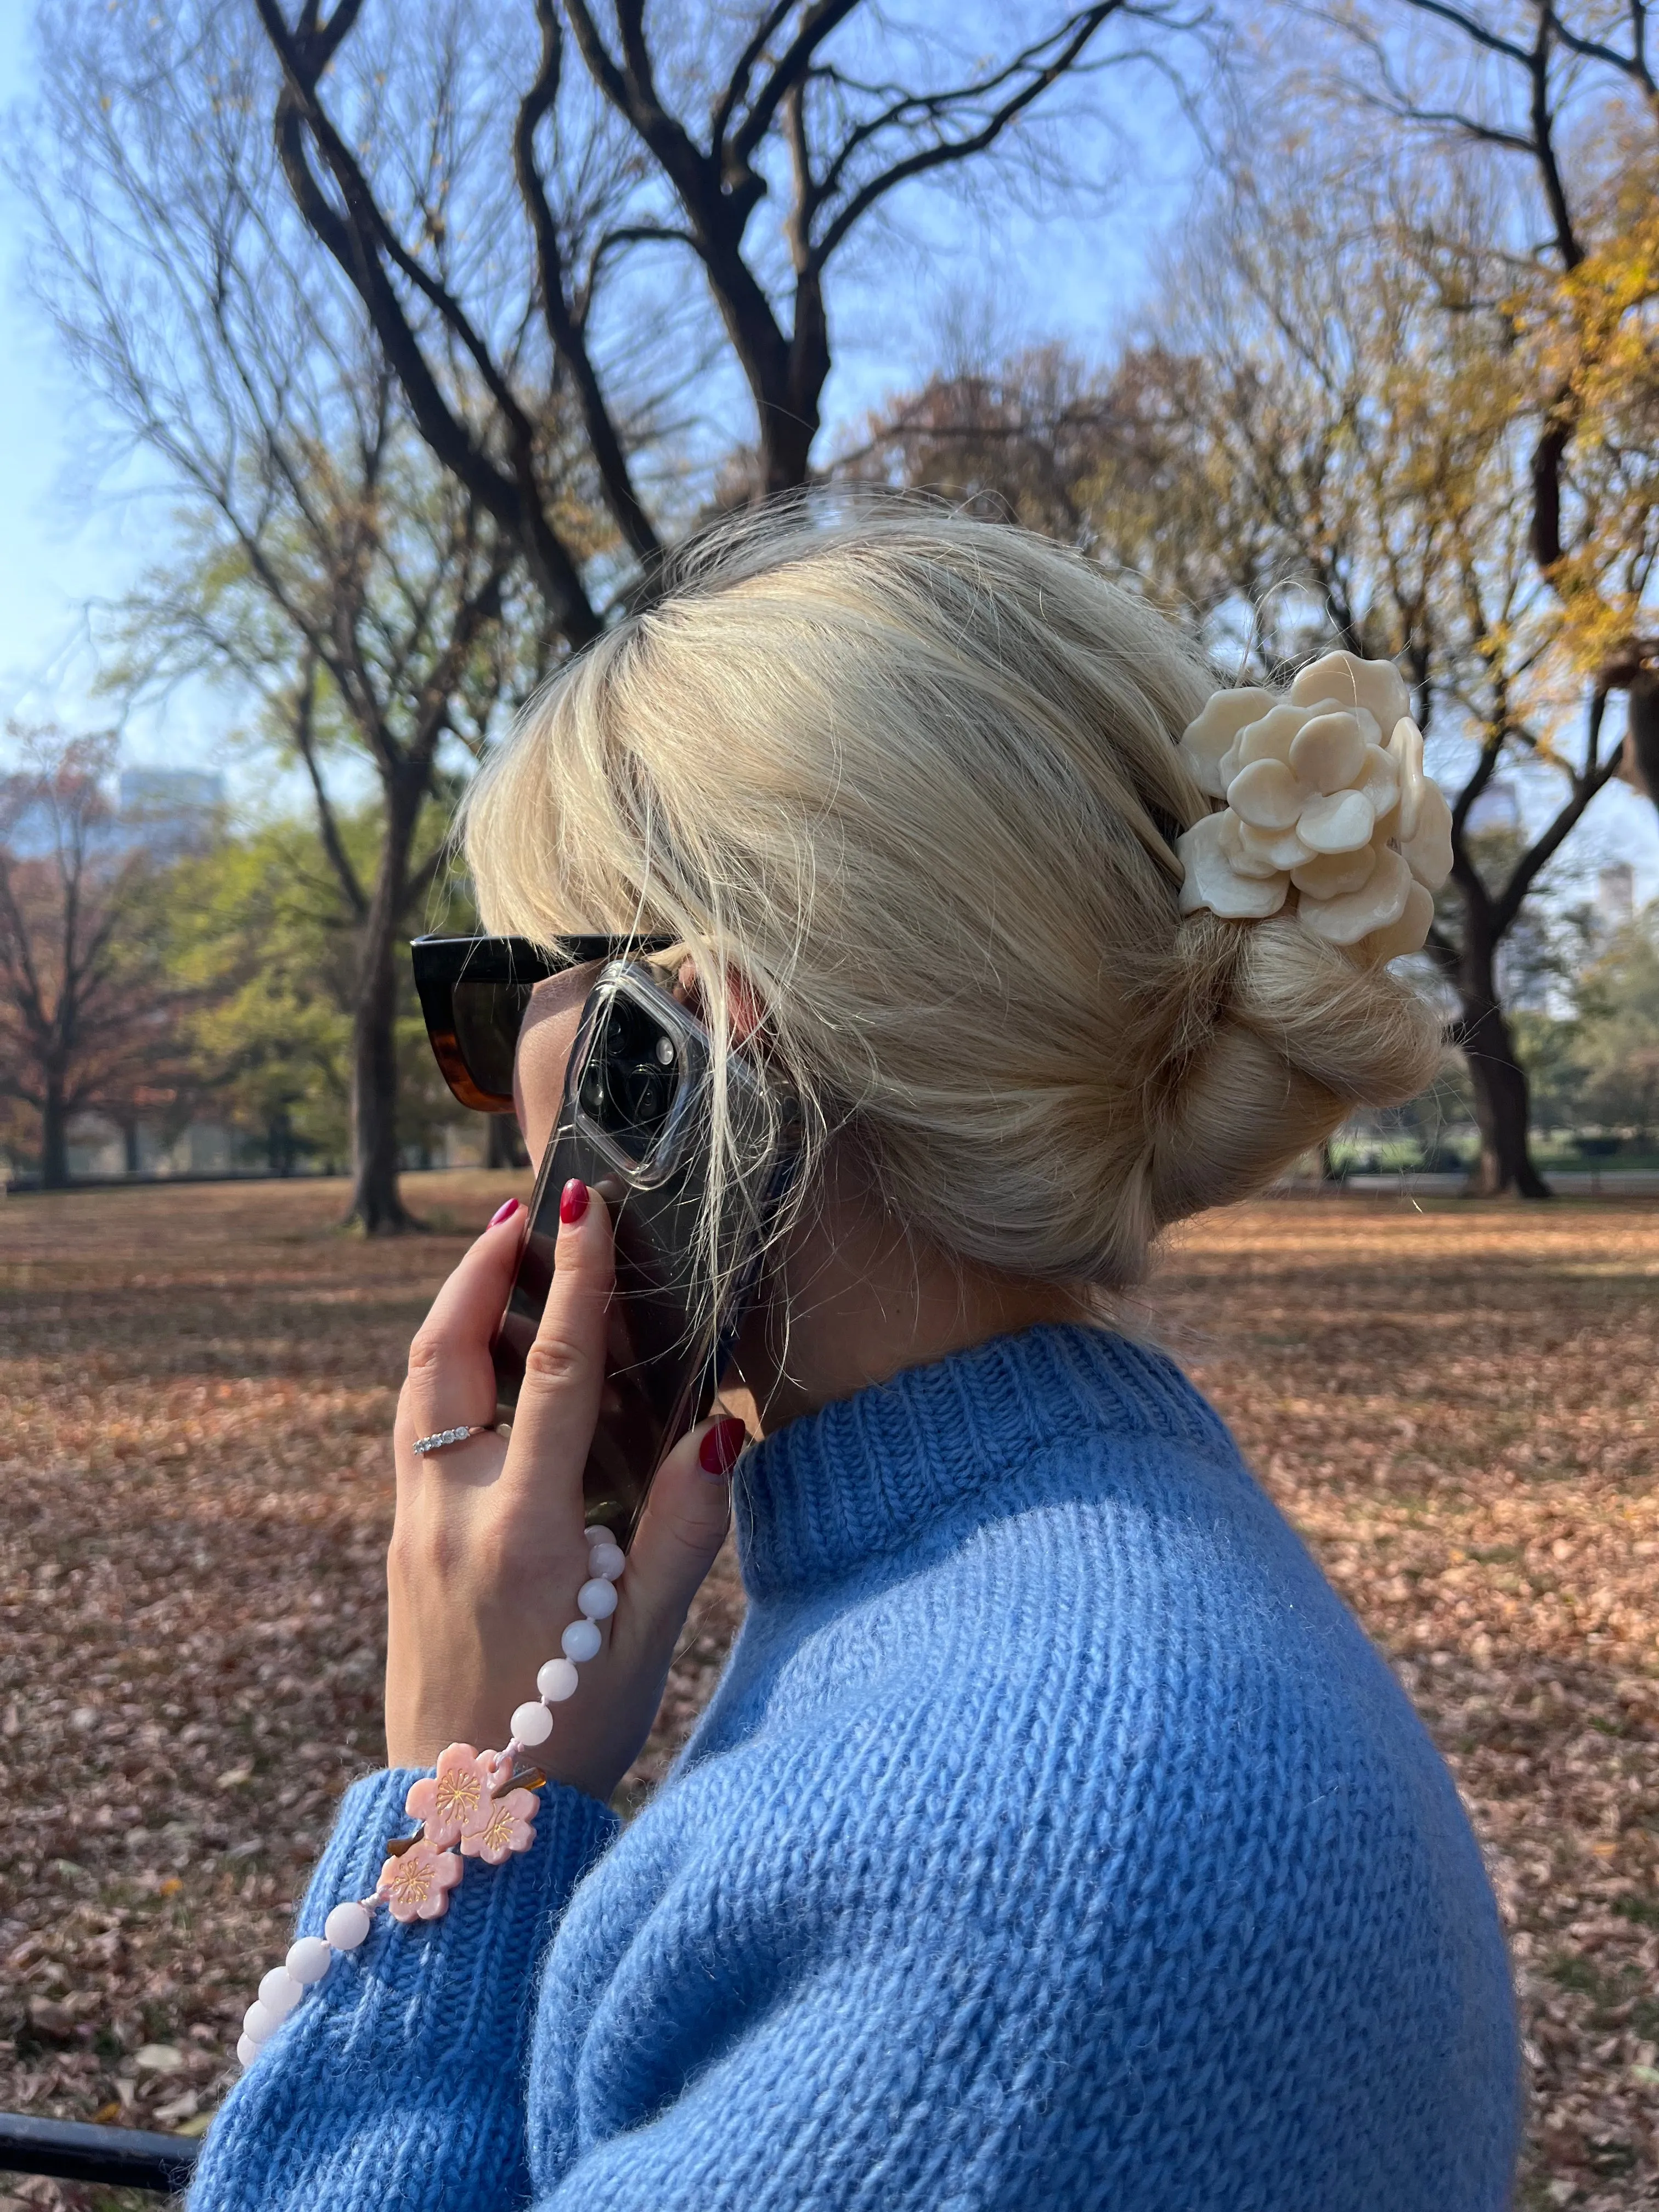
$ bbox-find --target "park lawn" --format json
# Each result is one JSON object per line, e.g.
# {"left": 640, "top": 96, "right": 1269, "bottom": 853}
{"left": 1, "top": 1177, "right": 1656, "bottom": 2211}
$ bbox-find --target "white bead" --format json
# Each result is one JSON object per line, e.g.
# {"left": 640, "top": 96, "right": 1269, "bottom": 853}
{"left": 257, "top": 1967, "right": 303, "bottom": 2018}
{"left": 512, "top": 1699, "right": 554, "bottom": 1745}
{"left": 561, "top": 1617, "right": 602, "bottom": 1663}
{"left": 588, "top": 1541, "right": 625, "bottom": 1582}
{"left": 324, "top": 1901, "right": 371, "bottom": 1951}
{"left": 582, "top": 1524, "right": 614, "bottom": 1548}
{"left": 285, "top": 1937, "right": 332, "bottom": 1985}
{"left": 242, "top": 2000, "right": 278, "bottom": 2045}
{"left": 236, "top": 2034, "right": 258, "bottom": 2067}
{"left": 537, "top": 1657, "right": 579, "bottom": 1702}
{"left": 577, "top": 1577, "right": 618, "bottom": 1620}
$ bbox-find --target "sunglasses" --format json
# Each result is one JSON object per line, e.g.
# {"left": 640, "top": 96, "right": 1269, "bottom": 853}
{"left": 410, "top": 933, "right": 678, "bottom": 1113}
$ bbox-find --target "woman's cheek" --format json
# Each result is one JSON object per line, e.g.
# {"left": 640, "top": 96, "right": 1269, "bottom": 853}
{"left": 513, "top": 971, "right": 596, "bottom": 1160}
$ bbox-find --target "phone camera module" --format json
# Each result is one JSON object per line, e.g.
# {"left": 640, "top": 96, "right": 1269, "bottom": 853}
{"left": 580, "top": 992, "right": 685, "bottom": 1164}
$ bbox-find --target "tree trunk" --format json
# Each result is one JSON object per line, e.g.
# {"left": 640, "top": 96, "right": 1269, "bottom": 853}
{"left": 267, "top": 1108, "right": 295, "bottom": 1178}
{"left": 40, "top": 1079, "right": 70, "bottom": 1190}
{"left": 486, "top": 1113, "right": 528, "bottom": 1171}
{"left": 122, "top": 1119, "right": 141, "bottom": 1174}
{"left": 1455, "top": 938, "right": 1551, "bottom": 1198}
{"left": 346, "top": 792, "right": 421, "bottom": 1234}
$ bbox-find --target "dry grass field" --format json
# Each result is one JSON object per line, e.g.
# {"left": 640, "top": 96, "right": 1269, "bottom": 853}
{"left": 1, "top": 1176, "right": 1656, "bottom": 2209}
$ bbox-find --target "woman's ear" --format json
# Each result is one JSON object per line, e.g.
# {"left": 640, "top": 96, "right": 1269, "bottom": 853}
{"left": 675, "top": 957, "right": 765, "bottom": 1045}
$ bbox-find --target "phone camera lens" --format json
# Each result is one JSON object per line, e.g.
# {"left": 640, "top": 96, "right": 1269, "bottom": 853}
{"left": 578, "top": 995, "right": 683, "bottom": 1163}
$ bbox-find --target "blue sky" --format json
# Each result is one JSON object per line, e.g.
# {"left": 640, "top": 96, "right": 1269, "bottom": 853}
{"left": 0, "top": 0, "right": 110, "bottom": 721}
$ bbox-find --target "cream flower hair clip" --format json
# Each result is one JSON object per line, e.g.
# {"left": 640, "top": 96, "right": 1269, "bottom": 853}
{"left": 1174, "top": 651, "right": 1454, "bottom": 963}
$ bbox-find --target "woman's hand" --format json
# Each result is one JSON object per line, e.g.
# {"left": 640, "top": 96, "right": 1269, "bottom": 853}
{"left": 385, "top": 1186, "right": 745, "bottom": 1802}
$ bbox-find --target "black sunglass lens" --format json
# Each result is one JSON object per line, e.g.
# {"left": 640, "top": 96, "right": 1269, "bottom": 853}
{"left": 452, "top": 979, "right": 534, "bottom": 1098}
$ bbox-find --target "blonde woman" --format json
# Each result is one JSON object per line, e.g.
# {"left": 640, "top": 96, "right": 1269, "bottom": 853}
{"left": 194, "top": 508, "right": 1518, "bottom": 2211}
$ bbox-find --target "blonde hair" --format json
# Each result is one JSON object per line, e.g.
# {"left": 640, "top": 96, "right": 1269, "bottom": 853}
{"left": 462, "top": 501, "right": 1441, "bottom": 1299}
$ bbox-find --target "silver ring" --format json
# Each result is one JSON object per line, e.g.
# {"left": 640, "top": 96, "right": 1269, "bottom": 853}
{"left": 411, "top": 1424, "right": 494, "bottom": 1457}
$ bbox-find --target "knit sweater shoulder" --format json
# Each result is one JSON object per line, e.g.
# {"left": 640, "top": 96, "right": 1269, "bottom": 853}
{"left": 189, "top": 1324, "right": 1520, "bottom": 2212}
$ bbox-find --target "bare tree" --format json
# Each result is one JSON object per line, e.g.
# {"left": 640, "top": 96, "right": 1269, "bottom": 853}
{"left": 20, "top": 4, "right": 562, "bottom": 1230}
{"left": 245, "top": 0, "right": 1194, "bottom": 627}
{"left": 0, "top": 732, "right": 187, "bottom": 1189}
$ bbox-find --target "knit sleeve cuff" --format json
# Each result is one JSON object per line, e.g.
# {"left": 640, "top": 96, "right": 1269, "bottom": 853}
{"left": 188, "top": 1769, "right": 619, "bottom": 2209}
{"left": 290, "top": 1765, "right": 621, "bottom": 2056}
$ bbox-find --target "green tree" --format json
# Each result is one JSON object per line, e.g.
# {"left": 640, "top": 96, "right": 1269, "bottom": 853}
{"left": 166, "top": 820, "right": 355, "bottom": 1176}
{"left": 167, "top": 804, "right": 479, "bottom": 1178}
{"left": 1576, "top": 909, "right": 1659, "bottom": 1142}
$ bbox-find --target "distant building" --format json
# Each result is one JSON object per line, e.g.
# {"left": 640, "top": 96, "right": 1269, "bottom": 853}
{"left": 0, "top": 764, "right": 224, "bottom": 865}
{"left": 1596, "top": 862, "right": 1635, "bottom": 940}
{"left": 114, "top": 768, "right": 225, "bottom": 860}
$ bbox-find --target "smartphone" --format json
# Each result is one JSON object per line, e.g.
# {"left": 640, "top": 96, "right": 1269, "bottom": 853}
{"left": 492, "top": 960, "right": 797, "bottom": 1549}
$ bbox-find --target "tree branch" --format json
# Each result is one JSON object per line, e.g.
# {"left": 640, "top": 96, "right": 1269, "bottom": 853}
{"left": 712, "top": 1, "right": 803, "bottom": 158}
{"left": 250, "top": 0, "right": 602, "bottom": 645}
{"left": 514, "top": 0, "right": 661, "bottom": 566}
{"left": 809, "top": 5, "right": 1127, "bottom": 270}
{"left": 730, "top": 1, "right": 862, "bottom": 168}
{"left": 1492, "top": 688, "right": 1624, "bottom": 935}
{"left": 290, "top": 648, "right": 368, "bottom": 919}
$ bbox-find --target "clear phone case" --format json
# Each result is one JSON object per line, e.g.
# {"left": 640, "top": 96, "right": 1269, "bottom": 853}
{"left": 492, "top": 961, "right": 795, "bottom": 1547}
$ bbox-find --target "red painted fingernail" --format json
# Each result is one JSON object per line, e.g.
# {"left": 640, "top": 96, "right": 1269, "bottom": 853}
{"left": 558, "top": 1178, "right": 589, "bottom": 1224}
{"left": 698, "top": 1417, "right": 748, "bottom": 1477}
{"left": 489, "top": 1198, "right": 522, "bottom": 1227}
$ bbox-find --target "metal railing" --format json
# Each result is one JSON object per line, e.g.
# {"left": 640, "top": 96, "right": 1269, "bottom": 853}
{"left": 0, "top": 2109, "right": 199, "bottom": 2195}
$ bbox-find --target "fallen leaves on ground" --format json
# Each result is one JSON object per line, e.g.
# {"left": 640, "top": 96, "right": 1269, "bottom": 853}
{"left": 0, "top": 1179, "right": 1654, "bottom": 2210}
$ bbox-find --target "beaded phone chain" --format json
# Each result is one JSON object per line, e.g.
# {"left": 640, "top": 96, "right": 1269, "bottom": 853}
{"left": 233, "top": 1523, "right": 627, "bottom": 2068}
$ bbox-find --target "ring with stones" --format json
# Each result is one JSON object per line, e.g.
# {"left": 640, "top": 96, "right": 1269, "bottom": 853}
{"left": 411, "top": 1424, "right": 494, "bottom": 1457}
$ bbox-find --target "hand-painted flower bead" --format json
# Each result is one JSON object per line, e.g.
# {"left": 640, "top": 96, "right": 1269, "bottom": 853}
{"left": 404, "top": 1742, "right": 493, "bottom": 1849}
{"left": 236, "top": 2033, "right": 258, "bottom": 2067}
{"left": 588, "top": 1540, "right": 625, "bottom": 1582}
{"left": 577, "top": 1576, "right": 618, "bottom": 1620}
{"left": 537, "top": 1657, "right": 579, "bottom": 1702}
{"left": 285, "top": 1937, "right": 332, "bottom": 1985}
{"left": 257, "top": 1967, "right": 303, "bottom": 2019}
{"left": 242, "top": 1999, "right": 278, "bottom": 2045}
{"left": 561, "top": 1617, "right": 602, "bottom": 1663}
{"left": 460, "top": 1787, "right": 538, "bottom": 1865}
{"left": 511, "top": 1699, "right": 555, "bottom": 1745}
{"left": 323, "top": 1900, "right": 372, "bottom": 1950}
{"left": 380, "top": 1840, "right": 463, "bottom": 1923}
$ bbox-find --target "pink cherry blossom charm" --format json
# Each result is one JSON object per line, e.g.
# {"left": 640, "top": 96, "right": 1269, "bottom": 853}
{"left": 460, "top": 1787, "right": 539, "bottom": 1866}
{"left": 380, "top": 1841, "right": 464, "bottom": 1923}
{"left": 404, "top": 1743, "right": 493, "bottom": 1848}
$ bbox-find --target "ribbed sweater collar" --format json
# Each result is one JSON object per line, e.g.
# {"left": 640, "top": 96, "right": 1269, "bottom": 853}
{"left": 732, "top": 1322, "right": 1228, "bottom": 1602}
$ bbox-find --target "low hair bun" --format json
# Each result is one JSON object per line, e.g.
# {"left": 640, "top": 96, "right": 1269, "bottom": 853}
{"left": 1147, "top": 914, "right": 1444, "bottom": 1230}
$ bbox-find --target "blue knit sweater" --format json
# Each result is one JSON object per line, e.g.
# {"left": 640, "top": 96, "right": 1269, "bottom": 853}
{"left": 190, "top": 1325, "right": 1520, "bottom": 2210}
